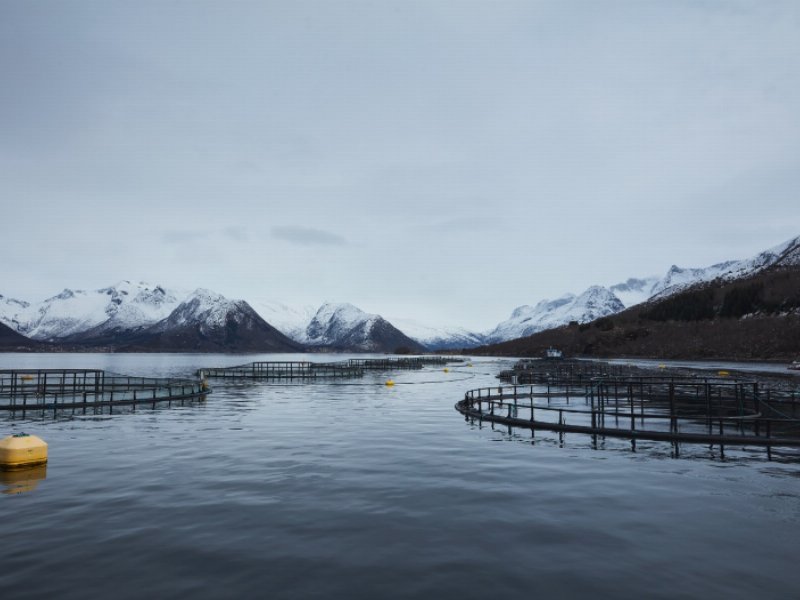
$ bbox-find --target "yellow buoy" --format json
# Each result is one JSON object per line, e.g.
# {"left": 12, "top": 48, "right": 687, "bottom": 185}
{"left": 443, "top": 368, "right": 449, "bottom": 373}
{"left": 467, "top": 364, "right": 473, "bottom": 368}
{"left": 718, "top": 370, "right": 730, "bottom": 377}
{"left": 658, "top": 364, "right": 666, "bottom": 369}
{"left": 0, "top": 433, "right": 48, "bottom": 470}
{"left": 385, "top": 380, "right": 395, "bottom": 387}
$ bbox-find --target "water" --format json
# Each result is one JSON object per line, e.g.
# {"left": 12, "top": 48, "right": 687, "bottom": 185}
{"left": 2, "top": 353, "right": 799, "bottom": 599}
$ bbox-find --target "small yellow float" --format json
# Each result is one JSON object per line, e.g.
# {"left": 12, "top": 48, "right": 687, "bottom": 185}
{"left": 385, "top": 379, "right": 395, "bottom": 387}
{"left": 0, "top": 433, "right": 48, "bottom": 470}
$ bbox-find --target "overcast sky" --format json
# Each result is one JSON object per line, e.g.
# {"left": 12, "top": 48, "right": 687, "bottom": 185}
{"left": 2, "top": 1, "right": 799, "bottom": 330}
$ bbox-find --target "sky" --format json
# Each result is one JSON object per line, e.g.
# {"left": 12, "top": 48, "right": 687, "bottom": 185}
{"left": 1, "top": 1, "right": 799, "bottom": 331}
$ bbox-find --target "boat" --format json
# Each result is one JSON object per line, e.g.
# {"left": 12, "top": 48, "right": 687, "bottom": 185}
{"left": 789, "top": 361, "right": 800, "bottom": 371}
{"left": 545, "top": 347, "right": 563, "bottom": 359}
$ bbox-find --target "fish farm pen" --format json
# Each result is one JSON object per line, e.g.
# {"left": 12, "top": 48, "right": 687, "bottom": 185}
{"left": 0, "top": 369, "right": 208, "bottom": 415}
{"left": 347, "top": 356, "right": 461, "bottom": 370}
{"left": 199, "top": 357, "right": 463, "bottom": 380}
{"left": 498, "top": 359, "right": 658, "bottom": 385}
{"left": 458, "top": 359, "right": 800, "bottom": 452}
{"left": 198, "top": 361, "right": 364, "bottom": 380}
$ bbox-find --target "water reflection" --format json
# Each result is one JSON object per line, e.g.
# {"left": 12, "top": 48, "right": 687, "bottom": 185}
{"left": 0, "top": 464, "right": 47, "bottom": 495}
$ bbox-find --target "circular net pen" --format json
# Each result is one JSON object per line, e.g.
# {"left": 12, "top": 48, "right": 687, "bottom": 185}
{"left": 0, "top": 369, "right": 209, "bottom": 416}
{"left": 198, "top": 361, "right": 365, "bottom": 381}
{"left": 456, "top": 377, "right": 800, "bottom": 453}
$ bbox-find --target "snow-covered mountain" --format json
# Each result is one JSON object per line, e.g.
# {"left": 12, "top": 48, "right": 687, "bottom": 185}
{"left": 484, "top": 234, "right": 800, "bottom": 344}
{"left": 0, "top": 281, "right": 184, "bottom": 341}
{"left": 304, "top": 302, "right": 424, "bottom": 352}
{"left": 96, "top": 288, "right": 302, "bottom": 352}
{"left": 609, "top": 277, "right": 660, "bottom": 308}
{"left": 754, "top": 234, "right": 800, "bottom": 269}
{"left": 149, "top": 288, "right": 246, "bottom": 333}
{"left": 0, "top": 283, "right": 301, "bottom": 352}
{"left": 389, "top": 318, "right": 486, "bottom": 350}
{"left": 486, "top": 286, "right": 625, "bottom": 343}
{"left": 648, "top": 234, "right": 800, "bottom": 300}
{"left": 249, "top": 300, "right": 317, "bottom": 342}
{"left": 253, "top": 301, "right": 482, "bottom": 350}
{"left": 0, "top": 294, "right": 31, "bottom": 333}
{"left": 648, "top": 262, "right": 738, "bottom": 299}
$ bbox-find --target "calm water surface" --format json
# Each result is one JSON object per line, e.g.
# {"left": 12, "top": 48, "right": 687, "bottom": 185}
{"left": 1, "top": 353, "right": 799, "bottom": 599}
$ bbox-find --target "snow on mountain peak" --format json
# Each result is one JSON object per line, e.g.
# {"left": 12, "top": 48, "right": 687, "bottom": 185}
{"left": 486, "top": 285, "right": 623, "bottom": 343}
{"left": 250, "top": 300, "right": 316, "bottom": 342}
{"left": 318, "top": 302, "right": 374, "bottom": 326}
{"left": 0, "top": 295, "right": 32, "bottom": 333}
{"left": 0, "top": 294, "right": 30, "bottom": 309}
{"left": 609, "top": 277, "right": 660, "bottom": 308}
{"left": 0, "top": 281, "right": 186, "bottom": 340}
{"left": 305, "top": 302, "right": 379, "bottom": 345}
{"left": 155, "top": 288, "right": 244, "bottom": 330}
{"left": 390, "top": 317, "right": 486, "bottom": 350}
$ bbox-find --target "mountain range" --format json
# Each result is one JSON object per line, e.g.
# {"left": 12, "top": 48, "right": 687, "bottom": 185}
{"left": 0, "top": 285, "right": 422, "bottom": 353}
{"left": 1, "top": 234, "right": 798, "bottom": 353}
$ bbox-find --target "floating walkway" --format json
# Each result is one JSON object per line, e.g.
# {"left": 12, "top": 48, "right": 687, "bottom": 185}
{"left": 0, "top": 369, "right": 208, "bottom": 414}
{"left": 458, "top": 360, "right": 800, "bottom": 450}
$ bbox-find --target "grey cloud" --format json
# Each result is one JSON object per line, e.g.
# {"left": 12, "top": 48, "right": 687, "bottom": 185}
{"left": 271, "top": 226, "right": 347, "bottom": 247}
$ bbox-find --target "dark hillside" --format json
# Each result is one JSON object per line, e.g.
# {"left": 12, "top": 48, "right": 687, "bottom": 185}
{"left": 0, "top": 321, "right": 42, "bottom": 351}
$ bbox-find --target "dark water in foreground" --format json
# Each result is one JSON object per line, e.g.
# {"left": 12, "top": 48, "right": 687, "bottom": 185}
{"left": 1, "top": 354, "right": 799, "bottom": 599}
